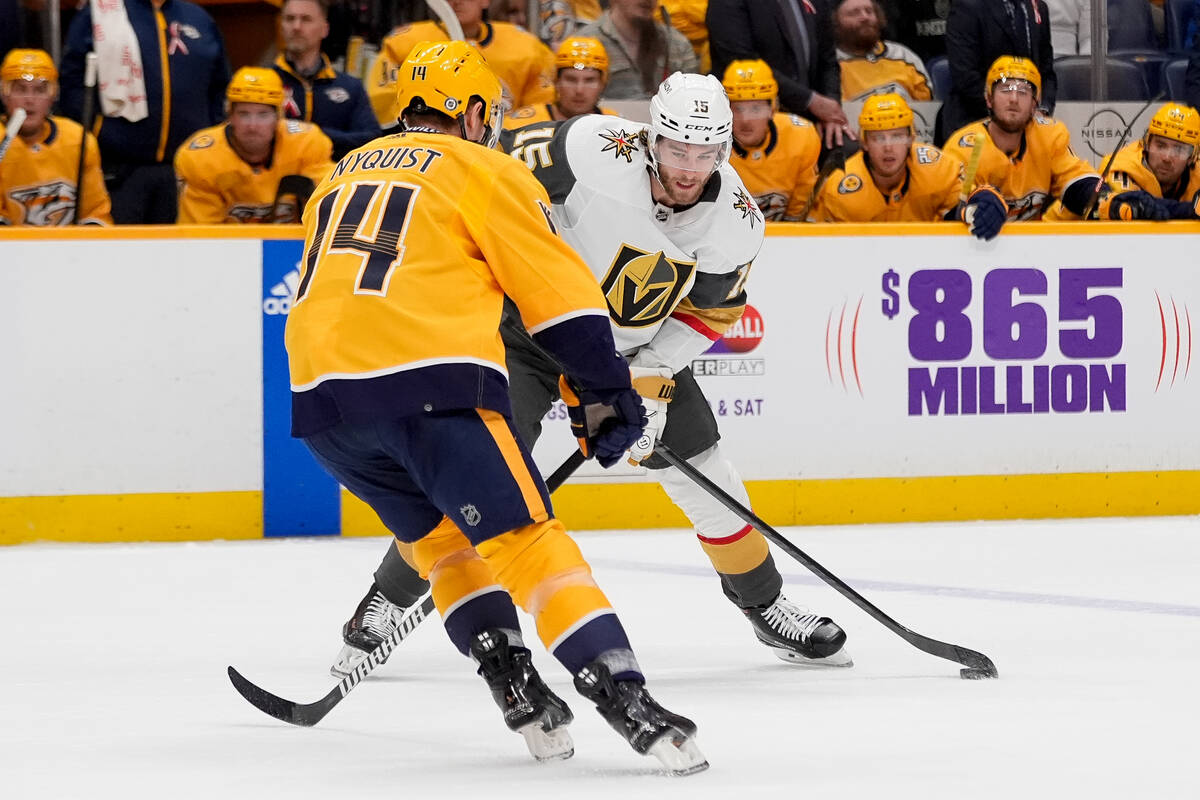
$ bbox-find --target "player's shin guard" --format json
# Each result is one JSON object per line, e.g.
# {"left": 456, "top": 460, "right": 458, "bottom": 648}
{"left": 658, "top": 445, "right": 780, "bottom": 607}
{"left": 476, "top": 519, "right": 642, "bottom": 682}
{"left": 658, "top": 445, "right": 850, "bottom": 666}
{"left": 413, "top": 517, "right": 522, "bottom": 656}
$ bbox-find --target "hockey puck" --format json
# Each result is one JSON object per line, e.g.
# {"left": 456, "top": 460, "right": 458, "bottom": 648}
{"left": 959, "top": 667, "right": 996, "bottom": 680}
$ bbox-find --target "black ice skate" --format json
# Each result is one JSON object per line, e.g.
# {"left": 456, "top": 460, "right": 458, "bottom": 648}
{"left": 470, "top": 628, "right": 575, "bottom": 762}
{"left": 743, "top": 593, "right": 853, "bottom": 667}
{"left": 329, "top": 582, "right": 407, "bottom": 678}
{"left": 574, "top": 660, "right": 708, "bottom": 776}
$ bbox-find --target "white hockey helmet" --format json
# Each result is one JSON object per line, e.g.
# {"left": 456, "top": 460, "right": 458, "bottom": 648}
{"left": 646, "top": 71, "right": 733, "bottom": 176}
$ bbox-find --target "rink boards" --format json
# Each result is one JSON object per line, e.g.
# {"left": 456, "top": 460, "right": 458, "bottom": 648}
{"left": 1, "top": 223, "right": 1198, "bottom": 544}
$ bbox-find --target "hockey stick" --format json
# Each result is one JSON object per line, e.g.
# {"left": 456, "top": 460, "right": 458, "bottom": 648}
{"left": 73, "top": 53, "right": 98, "bottom": 225}
{"left": 800, "top": 146, "right": 844, "bottom": 220}
{"left": 653, "top": 442, "right": 999, "bottom": 679}
{"left": 0, "top": 108, "right": 27, "bottom": 165}
{"left": 270, "top": 174, "right": 316, "bottom": 223}
{"left": 227, "top": 447, "right": 588, "bottom": 727}
{"left": 1081, "top": 92, "right": 1163, "bottom": 220}
{"left": 959, "top": 128, "right": 985, "bottom": 202}
{"left": 425, "top": 0, "right": 465, "bottom": 40}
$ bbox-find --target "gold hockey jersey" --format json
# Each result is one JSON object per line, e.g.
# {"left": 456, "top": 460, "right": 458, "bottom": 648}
{"left": 837, "top": 41, "right": 933, "bottom": 102}
{"left": 0, "top": 116, "right": 111, "bottom": 226}
{"left": 174, "top": 119, "right": 333, "bottom": 224}
{"left": 729, "top": 112, "right": 820, "bottom": 221}
{"left": 367, "top": 21, "right": 556, "bottom": 124}
{"left": 285, "top": 130, "right": 616, "bottom": 436}
{"left": 944, "top": 117, "right": 1096, "bottom": 221}
{"left": 811, "top": 143, "right": 962, "bottom": 222}
{"left": 1104, "top": 139, "right": 1200, "bottom": 201}
{"left": 503, "top": 103, "right": 617, "bottom": 129}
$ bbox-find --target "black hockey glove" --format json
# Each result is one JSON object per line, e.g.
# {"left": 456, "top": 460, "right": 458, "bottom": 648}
{"left": 1098, "top": 190, "right": 1171, "bottom": 221}
{"left": 960, "top": 185, "right": 1008, "bottom": 241}
{"left": 558, "top": 377, "right": 647, "bottom": 468}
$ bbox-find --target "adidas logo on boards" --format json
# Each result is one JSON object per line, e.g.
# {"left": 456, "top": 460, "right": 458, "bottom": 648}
{"left": 263, "top": 266, "right": 300, "bottom": 315}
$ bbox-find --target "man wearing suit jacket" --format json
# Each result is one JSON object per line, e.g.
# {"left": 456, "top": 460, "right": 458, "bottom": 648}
{"left": 940, "top": 0, "right": 1056, "bottom": 144}
{"left": 708, "top": 0, "right": 853, "bottom": 148}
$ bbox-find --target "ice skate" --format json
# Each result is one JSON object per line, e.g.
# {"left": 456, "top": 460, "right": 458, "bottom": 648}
{"left": 743, "top": 593, "right": 853, "bottom": 667}
{"left": 470, "top": 628, "right": 575, "bottom": 762}
{"left": 574, "top": 661, "right": 708, "bottom": 776}
{"left": 329, "top": 582, "right": 407, "bottom": 678}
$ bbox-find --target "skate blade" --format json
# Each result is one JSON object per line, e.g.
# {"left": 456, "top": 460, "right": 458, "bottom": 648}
{"left": 329, "top": 643, "right": 375, "bottom": 679}
{"left": 769, "top": 646, "right": 854, "bottom": 668}
{"left": 647, "top": 733, "right": 709, "bottom": 776}
{"left": 518, "top": 721, "right": 574, "bottom": 762}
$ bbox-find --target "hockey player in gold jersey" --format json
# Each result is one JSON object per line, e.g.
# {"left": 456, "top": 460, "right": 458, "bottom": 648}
{"left": 174, "top": 68, "right": 333, "bottom": 224}
{"left": 367, "top": 0, "right": 556, "bottom": 125}
{"left": 286, "top": 41, "right": 706, "bottom": 774}
{"left": 0, "top": 49, "right": 111, "bottom": 226}
{"left": 504, "top": 36, "right": 617, "bottom": 129}
{"left": 721, "top": 59, "right": 820, "bottom": 221}
{"left": 339, "top": 71, "right": 854, "bottom": 688}
{"left": 812, "top": 92, "right": 1007, "bottom": 239}
{"left": 943, "top": 56, "right": 1173, "bottom": 222}
{"left": 1048, "top": 103, "right": 1200, "bottom": 221}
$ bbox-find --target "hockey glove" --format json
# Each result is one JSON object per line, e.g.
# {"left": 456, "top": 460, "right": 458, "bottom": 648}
{"left": 960, "top": 185, "right": 1007, "bottom": 241}
{"left": 1098, "top": 190, "right": 1171, "bottom": 221}
{"left": 626, "top": 366, "right": 675, "bottom": 466}
{"left": 558, "top": 376, "right": 648, "bottom": 469}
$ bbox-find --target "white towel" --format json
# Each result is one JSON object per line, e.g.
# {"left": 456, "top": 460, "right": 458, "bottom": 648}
{"left": 90, "top": 0, "right": 149, "bottom": 122}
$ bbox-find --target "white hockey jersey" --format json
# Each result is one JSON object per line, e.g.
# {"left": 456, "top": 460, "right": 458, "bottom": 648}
{"left": 504, "top": 115, "right": 764, "bottom": 369}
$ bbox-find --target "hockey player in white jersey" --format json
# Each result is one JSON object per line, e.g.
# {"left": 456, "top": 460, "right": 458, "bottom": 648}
{"left": 332, "top": 72, "right": 852, "bottom": 678}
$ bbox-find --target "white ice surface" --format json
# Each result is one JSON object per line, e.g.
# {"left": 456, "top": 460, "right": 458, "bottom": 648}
{"left": 2, "top": 517, "right": 1198, "bottom": 799}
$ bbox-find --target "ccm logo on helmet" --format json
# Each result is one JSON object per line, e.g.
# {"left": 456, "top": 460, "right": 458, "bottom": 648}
{"left": 685, "top": 124, "right": 715, "bottom": 130}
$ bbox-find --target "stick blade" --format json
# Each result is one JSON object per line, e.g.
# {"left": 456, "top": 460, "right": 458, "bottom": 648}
{"left": 227, "top": 665, "right": 332, "bottom": 727}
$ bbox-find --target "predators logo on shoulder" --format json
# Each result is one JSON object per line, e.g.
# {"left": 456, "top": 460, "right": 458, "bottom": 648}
{"left": 599, "top": 128, "right": 640, "bottom": 162}
{"left": 189, "top": 135, "right": 215, "bottom": 150}
{"left": 838, "top": 174, "right": 863, "bottom": 194}
{"left": 957, "top": 132, "right": 977, "bottom": 148}
{"left": 915, "top": 146, "right": 940, "bottom": 165}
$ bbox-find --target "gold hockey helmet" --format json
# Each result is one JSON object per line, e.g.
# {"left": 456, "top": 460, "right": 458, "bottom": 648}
{"left": 721, "top": 59, "right": 778, "bottom": 103}
{"left": 1, "top": 48, "right": 58, "bottom": 86}
{"left": 396, "top": 40, "right": 504, "bottom": 148}
{"left": 555, "top": 36, "right": 608, "bottom": 79}
{"left": 986, "top": 56, "right": 1041, "bottom": 100}
{"left": 859, "top": 92, "right": 913, "bottom": 133}
{"left": 1145, "top": 103, "right": 1200, "bottom": 161}
{"left": 226, "top": 67, "right": 285, "bottom": 108}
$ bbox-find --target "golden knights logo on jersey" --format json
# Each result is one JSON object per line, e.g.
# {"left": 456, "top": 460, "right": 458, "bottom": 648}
{"left": 10, "top": 181, "right": 77, "bottom": 226}
{"left": 601, "top": 245, "right": 696, "bottom": 327}
{"left": 732, "top": 188, "right": 762, "bottom": 227}
{"left": 598, "top": 128, "right": 640, "bottom": 162}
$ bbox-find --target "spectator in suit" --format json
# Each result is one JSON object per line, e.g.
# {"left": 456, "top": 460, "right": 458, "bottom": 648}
{"left": 0, "top": 0, "right": 22, "bottom": 66}
{"left": 708, "top": 0, "right": 852, "bottom": 148}
{"left": 939, "top": 0, "right": 1056, "bottom": 146}
{"left": 880, "top": 0, "right": 949, "bottom": 63}
{"left": 60, "top": 0, "right": 231, "bottom": 224}
{"left": 1186, "top": 51, "right": 1200, "bottom": 112}
{"left": 274, "top": 0, "right": 380, "bottom": 160}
